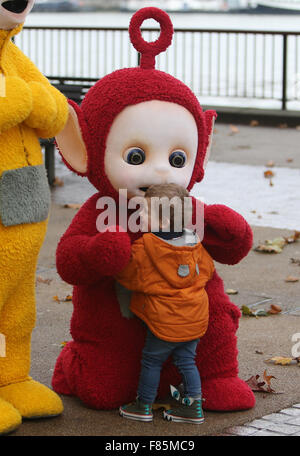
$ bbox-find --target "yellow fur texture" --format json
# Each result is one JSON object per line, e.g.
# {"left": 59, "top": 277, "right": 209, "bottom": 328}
{"left": 0, "top": 24, "right": 68, "bottom": 434}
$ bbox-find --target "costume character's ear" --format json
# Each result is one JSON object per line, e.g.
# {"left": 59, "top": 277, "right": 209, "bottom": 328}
{"left": 203, "top": 110, "right": 217, "bottom": 170}
{"left": 55, "top": 101, "right": 88, "bottom": 176}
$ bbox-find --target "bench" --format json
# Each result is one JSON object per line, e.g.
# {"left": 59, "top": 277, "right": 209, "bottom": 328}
{"left": 41, "top": 77, "right": 96, "bottom": 185}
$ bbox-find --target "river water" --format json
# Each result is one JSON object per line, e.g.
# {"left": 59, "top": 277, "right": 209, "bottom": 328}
{"left": 26, "top": 10, "right": 300, "bottom": 31}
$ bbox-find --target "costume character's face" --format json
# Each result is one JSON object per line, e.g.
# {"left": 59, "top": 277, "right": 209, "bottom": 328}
{"left": 0, "top": 0, "right": 34, "bottom": 30}
{"left": 105, "top": 100, "right": 198, "bottom": 199}
{"left": 55, "top": 8, "right": 216, "bottom": 203}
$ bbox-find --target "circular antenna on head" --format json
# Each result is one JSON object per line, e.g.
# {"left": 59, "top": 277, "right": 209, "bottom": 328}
{"left": 129, "top": 7, "right": 174, "bottom": 70}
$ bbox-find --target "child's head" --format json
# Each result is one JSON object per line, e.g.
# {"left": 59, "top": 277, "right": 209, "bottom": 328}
{"left": 141, "top": 183, "right": 190, "bottom": 233}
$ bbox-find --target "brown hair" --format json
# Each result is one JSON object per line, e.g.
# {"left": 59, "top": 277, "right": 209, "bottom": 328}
{"left": 145, "top": 183, "right": 189, "bottom": 231}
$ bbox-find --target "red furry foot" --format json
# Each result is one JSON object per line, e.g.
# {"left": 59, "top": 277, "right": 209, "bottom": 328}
{"left": 202, "top": 377, "right": 255, "bottom": 411}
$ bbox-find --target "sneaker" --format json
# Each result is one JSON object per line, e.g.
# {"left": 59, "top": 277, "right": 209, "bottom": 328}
{"left": 163, "top": 385, "right": 204, "bottom": 424}
{"left": 119, "top": 398, "right": 153, "bottom": 422}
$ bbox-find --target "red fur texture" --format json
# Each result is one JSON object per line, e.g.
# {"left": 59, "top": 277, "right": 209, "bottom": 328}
{"left": 52, "top": 7, "right": 255, "bottom": 411}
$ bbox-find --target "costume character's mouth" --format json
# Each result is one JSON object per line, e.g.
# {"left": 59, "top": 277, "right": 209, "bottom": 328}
{"left": 139, "top": 187, "right": 149, "bottom": 193}
{"left": 2, "top": 0, "right": 28, "bottom": 13}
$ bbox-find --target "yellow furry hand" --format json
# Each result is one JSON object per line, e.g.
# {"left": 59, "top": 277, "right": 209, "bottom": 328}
{"left": 24, "top": 81, "right": 57, "bottom": 131}
{"left": 0, "top": 76, "right": 32, "bottom": 134}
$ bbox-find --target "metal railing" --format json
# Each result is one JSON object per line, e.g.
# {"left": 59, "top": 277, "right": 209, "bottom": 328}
{"left": 15, "top": 26, "right": 300, "bottom": 111}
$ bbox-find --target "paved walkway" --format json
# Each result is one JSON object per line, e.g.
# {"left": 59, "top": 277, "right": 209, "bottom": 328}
{"left": 13, "top": 123, "right": 298, "bottom": 436}
{"left": 222, "top": 404, "right": 300, "bottom": 436}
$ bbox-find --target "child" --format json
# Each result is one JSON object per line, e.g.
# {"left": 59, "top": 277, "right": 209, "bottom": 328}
{"left": 116, "top": 183, "right": 215, "bottom": 424}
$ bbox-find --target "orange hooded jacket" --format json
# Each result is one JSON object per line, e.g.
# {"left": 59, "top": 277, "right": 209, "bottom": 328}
{"left": 116, "top": 230, "right": 215, "bottom": 342}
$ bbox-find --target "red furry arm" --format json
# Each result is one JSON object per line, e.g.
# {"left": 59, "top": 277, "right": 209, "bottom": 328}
{"left": 56, "top": 195, "right": 131, "bottom": 285}
{"left": 200, "top": 202, "right": 253, "bottom": 265}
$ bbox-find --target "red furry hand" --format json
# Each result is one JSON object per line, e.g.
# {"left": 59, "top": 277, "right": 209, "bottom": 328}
{"left": 204, "top": 204, "right": 247, "bottom": 242}
{"left": 203, "top": 204, "right": 253, "bottom": 265}
{"left": 85, "top": 228, "right": 132, "bottom": 277}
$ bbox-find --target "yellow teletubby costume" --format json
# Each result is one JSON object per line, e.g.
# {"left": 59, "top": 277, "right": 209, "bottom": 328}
{"left": 0, "top": 0, "right": 68, "bottom": 435}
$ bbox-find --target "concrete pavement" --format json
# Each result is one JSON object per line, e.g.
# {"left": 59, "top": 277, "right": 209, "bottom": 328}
{"left": 8, "top": 122, "right": 300, "bottom": 436}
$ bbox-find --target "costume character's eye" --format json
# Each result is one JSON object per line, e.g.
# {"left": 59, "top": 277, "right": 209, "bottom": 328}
{"left": 124, "top": 148, "right": 145, "bottom": 165}
{"left": 169, "top": 150, "right": 187, "bottom": 168}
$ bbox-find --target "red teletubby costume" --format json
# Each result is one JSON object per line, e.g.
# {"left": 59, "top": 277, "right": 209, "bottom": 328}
{"left": 52, "top": 7, "right": 255, "bottom": 411}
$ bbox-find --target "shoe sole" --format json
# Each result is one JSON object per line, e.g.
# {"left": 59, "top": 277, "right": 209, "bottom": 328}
{"left": 163, "top": 411, "right": 204, "bottom": 424}
{"left": 119, "top": 407, "right": 153, "bottom": 422}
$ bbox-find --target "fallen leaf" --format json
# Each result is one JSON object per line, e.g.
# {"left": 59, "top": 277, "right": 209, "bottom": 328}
{"left": 285, "top": 276, "right": 299, "bottom": 283}
{"left": 254, "top": 236, "right": 286, "bottom": 254}
{"left": 264, "top": 170, "right": 275, "bottom": 178}
{"left": 284, "top": 231, "right": 300, "bottom": 244}
{"left": 245, "top": 370, "right": 279, "bottom": 393}
{"left": 226, "top": 289, "right": 238, "bottom": 295}
{"left": 250, "top": 120, "right": 259, "bottom": 127}
{"left": 278, "top": 123, "right": 288, "bottom": 129}
{"left": 265, "top": 356, "right": 294, "bottom": 366}
{"left": 290, "top": 258, "right": 300, "bottom": 266}
{"left": 53, "top": 295, "right": 73, "bottom": 303}
{"left": 286, "top": 158, "right": 294, "bottom": 162}
{"left": 229, "top": 124, "right": 239, "bottom": 135}
{"left": 250, "top": 210, "right": 257, "bottom": 214}
{"left": 36, "top": 276, "right": 52, "bottom": 285}
{"left": 152, "top": 403, "right": 171, "bottom": 411}
{"left": 267, "top": 304, "right": 282, "bottom": 315}
{"left": 60, "top": 341, "right": 68, "bottom": 348}
{"left": 241, "top": 305, "right": 254, "bottom": 316}
{"left": 63, "top": 203, "right": 82, "bottom": 209}
{"left": 255, "top": 350, "right": 264, "bottom": 355}
{"left": 52, "top": 177, "right": 64, "bottom": 187}
{"left": 265, "top": 160, "right": 275, "bottom": 167}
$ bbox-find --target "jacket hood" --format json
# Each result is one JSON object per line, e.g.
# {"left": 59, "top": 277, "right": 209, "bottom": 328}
{"left": 143, "top": 231, "right": 204, "bottom": 289}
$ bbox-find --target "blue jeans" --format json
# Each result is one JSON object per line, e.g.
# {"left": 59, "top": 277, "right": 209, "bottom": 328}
{"left": 137, "top": 329, "right": 202, "bottom": 404}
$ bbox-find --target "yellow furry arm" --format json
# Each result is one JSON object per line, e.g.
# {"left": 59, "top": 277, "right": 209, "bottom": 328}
{"left": 23, "top": 81, "right": 57, "bottom": 131}
{"left": 34, "top": 84, "right": 69, "bottom": 139}
{"left": 13, "top": 45, "right": 68, "bottom": 138}
{"left": 0, "top": 76, "right": 32, "bottom": 134}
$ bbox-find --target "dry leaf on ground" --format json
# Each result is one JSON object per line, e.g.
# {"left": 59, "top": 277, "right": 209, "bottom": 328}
{"left": 226, "top": 289, "right": 238, "bottom": 295}
{"left": 285, "top": 276, "right": 299, "bottom": 283}
{"left": 242, "top": 304, "right": 281, "bottom": 317}
{"left": 254, "top": 232, "right": 299, "bottom": 254}
{"left": 152, "top": 403, "right": 171, "bottom": 411}
{"left": 265, "top": 357, "right": 300, "bottom": 367}
{"left": 264, "top": 170, "right": 275, "bottom": 178}
{"left": 290, "top": 258, "right": 300, "bottom": 266}
{"left": 229, "top": 124, "right": 239, "bottom": 135}
{"left": 254, "top": 237, "right": 286, "bottom": 253}
{"left": 265, "top": 160, "right": 275, "bottom": 168}
{"left": 245, "top": 370, "right": 280, "bottom": 393}
{"left": 284, "top": 231, "right": 300, "bottom": 244}
{"left": 241, "top": 306, "right": 268, "bottom": 317}
{"left": 52, "top": 177, "right": 64, "bottom": 187}
{"left": 53, "top": 295, "right": 72, "bottom": 303}
{"left": 250, "top": 120, "right": 259, "bottom": 127}
{"left": 63, "top": 203, "right": 82, "bottom": 209}
{"left": 267, "top": 304, "right": 282, "bottom": 315}
{"left": 36, "top": 276, "right": 52, "bottom": 285}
